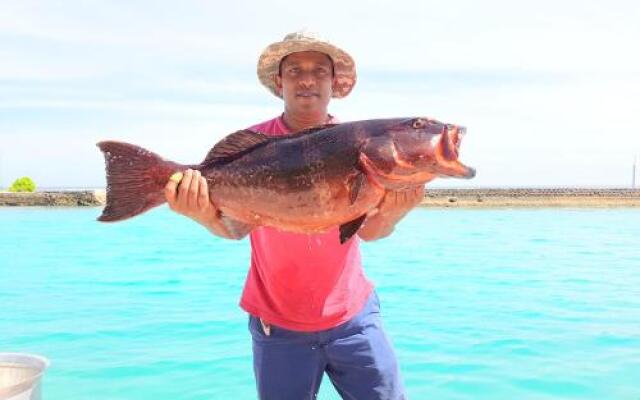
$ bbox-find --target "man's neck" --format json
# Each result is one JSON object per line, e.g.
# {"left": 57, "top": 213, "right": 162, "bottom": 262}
{"left": 282, "top": 110, "right": 331, "bottom": 133}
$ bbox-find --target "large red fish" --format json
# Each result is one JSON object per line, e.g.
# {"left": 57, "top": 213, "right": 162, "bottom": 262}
{"left": 97, "top": 117, "right": 475, "bottom": 243}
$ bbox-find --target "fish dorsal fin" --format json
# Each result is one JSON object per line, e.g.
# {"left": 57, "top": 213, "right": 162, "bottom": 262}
{"left": 288, "top": 123, "right": 339, "bottom": 137}
{"left": 202, "top": 130, "right": 271, "bottom": 165}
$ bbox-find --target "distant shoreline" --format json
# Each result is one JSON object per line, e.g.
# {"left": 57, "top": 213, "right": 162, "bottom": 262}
{"left": 0, "top": 188, "right": 638, "bottom": 208}
{"left": 420, "top": 188, "right": 640, "bottom": 208}
{"left": 0, "top": 190, "right": 106, "bottom": 207}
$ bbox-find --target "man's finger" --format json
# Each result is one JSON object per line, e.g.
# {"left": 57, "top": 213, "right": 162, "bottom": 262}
{"left": 164, "top": 171, "right": 183, "bottom": 204}
{"left": 187, "top": 170, "right": 201, "bottom": 209}
{"left": 197, "top": 176, "right": 210, "bottom": 210}
{"left": 178, "top": 169, "right": 194, "bottom": 202}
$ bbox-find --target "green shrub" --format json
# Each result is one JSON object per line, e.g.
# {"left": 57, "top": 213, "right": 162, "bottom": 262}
{"left": 8, "top": 177, "right": 37, "bottom": 192}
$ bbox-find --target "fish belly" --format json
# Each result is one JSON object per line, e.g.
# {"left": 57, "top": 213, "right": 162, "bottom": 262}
{"left": 212, "top": 174, "right": 384, "bottom": 233}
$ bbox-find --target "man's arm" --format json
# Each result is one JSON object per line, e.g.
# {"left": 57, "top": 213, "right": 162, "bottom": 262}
{"left": 164, "top": 169, "right": 238, "bottom": 239}
{"left": 357, "top": 185, "right": 426, "bottom": 241}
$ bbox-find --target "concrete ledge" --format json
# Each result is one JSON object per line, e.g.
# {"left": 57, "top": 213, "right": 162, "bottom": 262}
{"left": 0, "top": 188, "right": 638, "bottom": 208}
{"left": 0, "top": 190, "right": 106, "bottom": 206}
{"left": 421, "top": 188, "right": 640, "bottom": 208}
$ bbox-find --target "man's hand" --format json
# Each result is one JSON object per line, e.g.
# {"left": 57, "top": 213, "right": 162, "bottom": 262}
{"left": 375, "top": 185, "right": 426, "bottom": 217}
{"left": 164, "top": 169, "right": 235, "bottom": 239}
{"left": 358, "top": 185, "right": 426, "bottom": 241}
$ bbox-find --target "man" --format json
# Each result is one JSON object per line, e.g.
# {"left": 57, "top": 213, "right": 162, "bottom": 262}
{"left": 165, "top": 31, "right": 423, "bottom": 400}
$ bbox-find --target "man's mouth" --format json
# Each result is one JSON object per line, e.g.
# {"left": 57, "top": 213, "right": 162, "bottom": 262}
{"left": 296, "top": 92, "right": 319, "bottom": 98}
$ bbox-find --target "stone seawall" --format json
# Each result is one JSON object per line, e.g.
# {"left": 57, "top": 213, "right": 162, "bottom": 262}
{"left": 0, "top": 190, "right": 106, "bottom": 206}
{"left": 421, "top": 188, "right": 640, "bottom": 208}
{"left": 0, "top": 188, "right": 638, "bottom": 208}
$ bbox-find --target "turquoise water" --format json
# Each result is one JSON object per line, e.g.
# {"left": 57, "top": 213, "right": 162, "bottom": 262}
{"left": 1, "top": 207, "right": 639, "bottom": 399}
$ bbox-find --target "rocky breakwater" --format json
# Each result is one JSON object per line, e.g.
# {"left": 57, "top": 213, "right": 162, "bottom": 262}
{"left": 0, "top": 190, "right": 106, "bottom": 206}
{"left": 2, "top": 188, "right": 639, "bottom": 208}
{"left": 421, "top": 188, "right": 640, "bottom": 208}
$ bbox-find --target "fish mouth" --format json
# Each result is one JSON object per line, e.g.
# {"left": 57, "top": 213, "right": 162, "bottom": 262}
{"left": 465, "top": 167, "right": 476, "bottom": 179}
{"left": 436, "top": 162, "right": 476, "bottom": 179}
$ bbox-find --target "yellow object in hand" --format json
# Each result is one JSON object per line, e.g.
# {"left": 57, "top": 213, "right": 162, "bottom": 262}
{"left": 169, "top": 172, "right": 184, "bottom": 183}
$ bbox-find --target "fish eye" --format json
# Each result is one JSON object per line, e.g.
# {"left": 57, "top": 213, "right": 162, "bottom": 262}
{"left": 412, "top": 119, "right": 426, "bottom": 129}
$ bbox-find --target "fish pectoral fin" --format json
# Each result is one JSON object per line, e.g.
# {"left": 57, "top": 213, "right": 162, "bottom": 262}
{"left": 347, "top": 172, "right": 366, "bottom": 205}
{"left": 339, "top": 214, "right": 367, "bottom": 244}
{"left": 220, "top": 215, "right": 254, "bottom": 239}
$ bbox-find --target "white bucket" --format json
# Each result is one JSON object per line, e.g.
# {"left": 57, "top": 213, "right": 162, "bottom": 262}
{"left": 0, "top": 354, "right": 49, "bottom": 400}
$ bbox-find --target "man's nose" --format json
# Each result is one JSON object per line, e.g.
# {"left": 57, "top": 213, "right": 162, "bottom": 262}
{"left": 297, "top": 72, "right": 316, "bottom": 87}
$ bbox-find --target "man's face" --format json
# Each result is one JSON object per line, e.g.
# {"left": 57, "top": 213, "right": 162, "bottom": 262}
{"left": 275, "top": 51, "right": 336, "bottom": 114}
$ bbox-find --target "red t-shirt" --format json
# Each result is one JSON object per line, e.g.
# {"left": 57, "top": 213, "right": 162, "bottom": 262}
{"left": 239, "top": 114, "right": 374, "bottom": 332}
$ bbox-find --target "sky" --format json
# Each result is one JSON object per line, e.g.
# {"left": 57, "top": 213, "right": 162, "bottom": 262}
{"left": 0, "top": 0, "right": 639, "bottom": 189}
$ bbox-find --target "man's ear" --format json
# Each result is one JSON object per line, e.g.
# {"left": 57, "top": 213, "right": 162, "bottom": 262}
{"left": 330, "top": 76, "right": 338, "bottom": 95}
{"left": 274, "top": 74, "right": 283, "bottom": 95}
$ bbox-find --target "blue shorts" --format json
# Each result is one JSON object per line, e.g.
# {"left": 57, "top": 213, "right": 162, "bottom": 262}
{"left": 248, "top": 291, "right": 406, "bottom": 400}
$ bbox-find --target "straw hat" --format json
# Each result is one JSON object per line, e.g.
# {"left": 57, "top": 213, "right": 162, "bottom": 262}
{"left": 257, "top": 30, "right": 357, "bottom": 99}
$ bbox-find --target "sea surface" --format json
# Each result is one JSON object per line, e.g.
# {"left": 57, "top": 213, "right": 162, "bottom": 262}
{"left": 1, "top": 207, "right": 639, "bottom": 399}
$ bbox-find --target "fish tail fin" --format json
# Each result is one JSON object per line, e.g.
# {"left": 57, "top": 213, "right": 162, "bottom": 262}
{"left": 96, "top": 141, "right": 186, "bottom": 222}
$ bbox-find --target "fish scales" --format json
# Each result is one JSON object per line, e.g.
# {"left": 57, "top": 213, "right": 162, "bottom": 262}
{"left": 96, "top": 117, "right": 475, "bottom": 243}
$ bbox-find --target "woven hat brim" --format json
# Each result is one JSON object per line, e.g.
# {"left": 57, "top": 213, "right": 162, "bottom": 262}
{"left": 257, "top": 40, "right": 356, "bottom": 99}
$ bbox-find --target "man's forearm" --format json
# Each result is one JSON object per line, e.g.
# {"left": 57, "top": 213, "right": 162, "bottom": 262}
{"left": 357, "top": 209, "right": 408, "bottom": 241}
{"left": 195, "top": 212, "right": 239, "bottom": 240}
{"left": 357, "top": 185, "right": 425, "bottom": 241}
